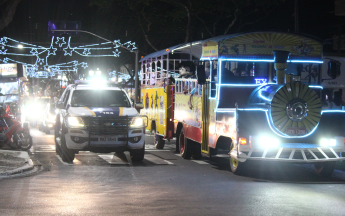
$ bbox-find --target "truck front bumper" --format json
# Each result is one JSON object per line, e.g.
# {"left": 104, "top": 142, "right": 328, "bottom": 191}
{"left": 231, "top": 136, "right": 345, "bottom": 163}
{"left": 65, "top": 128, "right": 145, "bottom": 151}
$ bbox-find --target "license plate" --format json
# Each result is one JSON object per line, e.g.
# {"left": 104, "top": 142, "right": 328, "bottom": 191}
{"left": 98, "top": 136, "right": 116, "bottom": 142}
{"left": 286, "top": 127, "right": 306, "bottom": 135}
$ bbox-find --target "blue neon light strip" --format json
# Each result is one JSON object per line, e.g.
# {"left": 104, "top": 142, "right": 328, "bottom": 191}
{"left": 321, "top": 110, "right": 345, "bottom": 113}
{"left": 218, "top": 58, "right": 323, "bottom": 64}
{"left": 218, "top": 83, "right": 266, "bottom": 87}
{"left": 309, "top": 85, "right": 323, "bottom": 89}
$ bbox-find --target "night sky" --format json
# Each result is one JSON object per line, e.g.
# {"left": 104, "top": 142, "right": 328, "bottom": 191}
{"left": 0, "top": 0, "right": 344, "bottom": 71}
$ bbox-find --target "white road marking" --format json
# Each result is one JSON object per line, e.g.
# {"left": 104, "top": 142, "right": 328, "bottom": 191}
{"left": 144, "top": 154, "right": 173, "bottom": 165}
{"left": 163, "top": 160, "right": 174, "bottom": 165}
{"left": 174, "top": 154, "right": 209, "bottom": 164}
{"left": 191, "top": 160, "right": 209, "bottom": 164}
{"left": 98, "top": 154, "right": 129, "bottom": 165}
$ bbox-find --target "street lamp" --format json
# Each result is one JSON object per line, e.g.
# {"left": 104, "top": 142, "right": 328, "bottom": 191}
{"left": 50, "top": 29, "right": 140, "bottom": 102}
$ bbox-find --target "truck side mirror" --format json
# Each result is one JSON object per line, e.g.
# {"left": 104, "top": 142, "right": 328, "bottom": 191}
{"left": 197, "top": 65, "right": 206, "bottom": 85}
{"left": 56, "top": 102, "right": 65, "bottom": 109}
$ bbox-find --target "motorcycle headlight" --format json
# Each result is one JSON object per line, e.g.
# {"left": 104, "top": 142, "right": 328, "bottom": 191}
{"left": 130, "top": 117, "right": 144, "bottom": 128}
{"left": 67, "top": 116, "right": 85, "bottom": 128}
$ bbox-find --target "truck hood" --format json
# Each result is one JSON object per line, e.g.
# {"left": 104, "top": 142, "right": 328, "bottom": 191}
{"left": 67, "top": 107, "right": 138, "bottom": 117}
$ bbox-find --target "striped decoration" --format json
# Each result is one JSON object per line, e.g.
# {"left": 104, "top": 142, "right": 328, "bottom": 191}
{"left": 270, "top": 83, "right": 322, "bottom": 136}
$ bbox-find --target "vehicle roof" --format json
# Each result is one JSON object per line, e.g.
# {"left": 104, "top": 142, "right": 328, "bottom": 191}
{"left": 140, "top": 31, "right": 324, "bottom": 62}
{"left": 67, "top": 84, "right": 122, "bottom": 91}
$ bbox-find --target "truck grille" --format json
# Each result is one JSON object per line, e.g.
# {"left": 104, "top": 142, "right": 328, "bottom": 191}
{"left": 84, "top": 116, "right": 130, "bottom": 136}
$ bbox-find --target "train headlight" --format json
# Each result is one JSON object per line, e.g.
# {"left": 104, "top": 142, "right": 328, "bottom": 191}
{"left": 259, "top": 136, "right": 279, "bottom": 148}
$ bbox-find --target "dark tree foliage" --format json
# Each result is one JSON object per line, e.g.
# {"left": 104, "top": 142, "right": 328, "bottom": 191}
{"left": 0, "top": 0, "right": 23, "bottom": 31}
{"left": 89, "top": 0, "right": 286, "bottom": 54}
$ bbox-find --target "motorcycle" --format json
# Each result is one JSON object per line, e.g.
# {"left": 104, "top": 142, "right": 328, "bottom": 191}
{"left": 0, "top": 105, "right": 32, "bottom": 150}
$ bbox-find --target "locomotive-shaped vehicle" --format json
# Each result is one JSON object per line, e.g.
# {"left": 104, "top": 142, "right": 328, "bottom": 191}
{"left": 140, "top": 32, "right": 345, "bottom": 176}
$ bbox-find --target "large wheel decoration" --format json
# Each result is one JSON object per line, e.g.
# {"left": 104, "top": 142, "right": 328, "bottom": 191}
{"left": 270, "top": 83, "right": 322, "bottom": 136}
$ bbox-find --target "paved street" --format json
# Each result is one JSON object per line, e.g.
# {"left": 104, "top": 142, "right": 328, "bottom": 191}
{"left": 0, "top": 128, "right": 344, "bottom": 215}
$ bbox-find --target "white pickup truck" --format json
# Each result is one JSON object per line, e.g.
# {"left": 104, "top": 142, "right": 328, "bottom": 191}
{"left": 55, "top": 81, "right": 147, "bottom": 163}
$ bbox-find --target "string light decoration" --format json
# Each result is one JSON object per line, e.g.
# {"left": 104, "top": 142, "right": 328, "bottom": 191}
{"left": 0, "top": 36, "right": 137, "bottom": 78}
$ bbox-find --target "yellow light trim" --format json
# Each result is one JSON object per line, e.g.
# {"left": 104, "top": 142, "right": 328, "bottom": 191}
{"left": 83, "top": 107, "right": 96, "bottom": 116}
{"left": 119, "top": 107, "right": 123, "bottom": 116}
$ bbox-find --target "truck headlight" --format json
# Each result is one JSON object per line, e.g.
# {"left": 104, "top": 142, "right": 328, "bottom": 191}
{"left": 259, "top": 136, "right": 279, "bottom": 148}
{"left": 130, "top": 117, "right": 144, "bottom": 128}
{"left": 67, "top": 117, "right": 85, "bottom": 128}
{"left": 49, "top": 115, "right": 56, "bottom": 122}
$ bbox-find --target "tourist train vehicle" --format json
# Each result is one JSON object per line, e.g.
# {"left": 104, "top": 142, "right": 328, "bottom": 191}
{"left": 139, "top": 32, "right": 345, "bottom": 176}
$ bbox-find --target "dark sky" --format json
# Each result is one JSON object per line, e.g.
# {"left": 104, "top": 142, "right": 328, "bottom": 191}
{"left": 0, "top": 0, "right": 344, "bottom": 71}
{"left": 1, "top": 0, "right": 343, "bottom": 45}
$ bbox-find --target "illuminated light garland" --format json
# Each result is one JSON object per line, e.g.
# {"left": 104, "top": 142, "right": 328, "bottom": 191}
{"left": 0, "top": 35, "right": 137, "bottom": 77}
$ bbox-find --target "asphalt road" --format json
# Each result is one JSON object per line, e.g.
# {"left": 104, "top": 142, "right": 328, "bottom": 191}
{"left": 0, "top": 128, "right": 345, "bottom": 215}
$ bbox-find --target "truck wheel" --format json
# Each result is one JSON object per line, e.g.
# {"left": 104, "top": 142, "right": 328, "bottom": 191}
{"left": 154, "top": 135, "right": 165, "bottom": 149}
{"left": 229, "top": 143, "right": 246, "bottom": 174}
{"left": 314, "top": 162, "right": 336, "bottom": 177}
{"left": 179, "top": 127, "right": 192, "bottom": 159}
{"left": 60, "top": 126, "right": 75, "bottom": 163}
{"left": 192, "top": 141, "right": 202, "bottom": 160}
{"left": 152, "top": 123, "right": 165, "bottom": 149}
{"left": 130, "top": 143, "right": 145, "bottom": 161}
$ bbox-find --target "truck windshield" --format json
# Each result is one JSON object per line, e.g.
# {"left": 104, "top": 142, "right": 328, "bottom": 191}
{"left": 71, "top": 90, "right": 131, "bottom": 107}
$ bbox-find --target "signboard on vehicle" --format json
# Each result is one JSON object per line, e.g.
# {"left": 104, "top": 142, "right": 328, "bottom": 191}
{"left": 202, "top": 41, "right": 218, "bottom": 59}
{"left": 321, "top": 56, "right": 345, "bottom": 88}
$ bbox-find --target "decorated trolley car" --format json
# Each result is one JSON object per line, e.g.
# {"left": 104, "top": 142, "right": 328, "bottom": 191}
{"left": 140, "top": 32, "right": 345, "bottom": 177}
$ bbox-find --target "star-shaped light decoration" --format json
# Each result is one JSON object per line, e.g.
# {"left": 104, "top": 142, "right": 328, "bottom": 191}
{"left": 30, "top": 48, "right": 38, "bottom": 55}
{"left": 123, "top": 41, "right": 137, "bottom": 50}
{"left": 83, "top": 48, "right": 91, "bottom": 56}
{"left": 0, "top": 37, "right": 8, "bottom": 46}
{"left": 63, "top": 44, "right": 74, "bottom": 56}
{"left": 47, "top": 44, "right": 57, "bottom": 56}
{"left": 2, "top": 57, "right": 9, "bottom": 63}
{"left": 113, "top": 49, "right": 121, "bottom": 57}
{"left": 55, "top": 37, "right": 67, "bottom": 47}
{"left": 0, "top": 48, "right": 7, "bottom": 55}
{"left": 113, "top": 40, "right": 121, "bottom": 49}
{"left": 81, "top": 62, "right": 88, "bottom": 69}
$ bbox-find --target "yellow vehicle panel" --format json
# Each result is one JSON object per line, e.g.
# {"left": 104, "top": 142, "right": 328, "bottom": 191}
{"left": 140, "top": 86, "right": 173, "bottom": 137}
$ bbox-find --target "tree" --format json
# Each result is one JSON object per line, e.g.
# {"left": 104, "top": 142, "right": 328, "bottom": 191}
{"left": 89, "top": 0, "right": 285, "bottom": 53}
{"left": 0, "top": 0, "right": 22, "bottom": 31}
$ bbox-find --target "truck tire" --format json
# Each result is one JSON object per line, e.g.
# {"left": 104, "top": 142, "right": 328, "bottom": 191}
{"left": 152, "top": 124, "right": 165, "bottom": 149}
{"left": 192, "top": 141, "right": 202, "bottom": 160}
{"left": 179, "top": 127, "right": 192, "bottom": 159}
{"left": 229, "top": 143, "right": 247, "bottom": 175}
{"left": 154, "top": 135, "right": 165, "bottom": 149}
{"left": 130, "top": 143, "right": 145, "bottom": 161}
{"left": 314, "top": 162, "right": 335, "bottom": 177}
{"left": 54, "top": 120, "right": 60, "bottom": 155}
{"left": 60, "top": 126, "right": 75, "bottom": 163}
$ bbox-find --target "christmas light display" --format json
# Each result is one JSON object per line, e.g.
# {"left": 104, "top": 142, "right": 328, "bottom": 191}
{"left": 0, "top": 35, "right": 137, "bottom": 78}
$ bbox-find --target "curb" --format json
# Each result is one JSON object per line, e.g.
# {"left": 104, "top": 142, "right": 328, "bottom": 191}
{"left": 0, "top": 151, "right": 35, "bottom": 177}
